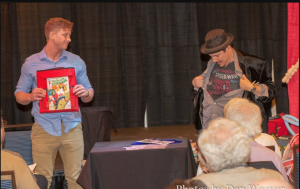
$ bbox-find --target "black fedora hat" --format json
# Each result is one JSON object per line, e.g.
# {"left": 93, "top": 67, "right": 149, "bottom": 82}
{"left": 200, "top": 29, "right": 234, "bottom": 54}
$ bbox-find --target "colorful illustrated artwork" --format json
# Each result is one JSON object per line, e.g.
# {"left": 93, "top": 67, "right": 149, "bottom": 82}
{"left": 46, "top": 76, "right": 71, "bottom": 110}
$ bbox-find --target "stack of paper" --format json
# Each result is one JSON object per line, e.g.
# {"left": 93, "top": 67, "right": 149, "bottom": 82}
{"left": 28, "top": 163, "right": 37, "bottom": 173}
{"left": 136, "top": 139, "right": 175, "bottom": 145}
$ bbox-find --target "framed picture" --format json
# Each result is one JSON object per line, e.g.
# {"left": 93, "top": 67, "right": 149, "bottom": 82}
{"left": 37, "top": 67, "right": 79, "bottom": 113}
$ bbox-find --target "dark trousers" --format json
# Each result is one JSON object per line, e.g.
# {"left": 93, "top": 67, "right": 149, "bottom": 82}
{"left": 35, "top": 174, "right": 48, "bottom": 189}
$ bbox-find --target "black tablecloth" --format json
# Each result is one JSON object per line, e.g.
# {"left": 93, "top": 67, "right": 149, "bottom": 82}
{"left": 77, "top": 138, "right": 197, "bottom": 189}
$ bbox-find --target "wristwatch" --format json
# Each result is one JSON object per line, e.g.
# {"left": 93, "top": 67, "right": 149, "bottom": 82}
{"left": 251, "top": 85, "right": 256, "bottom": 93}
{"left": 85, "top": 90, "right": 90, "bottom": 97}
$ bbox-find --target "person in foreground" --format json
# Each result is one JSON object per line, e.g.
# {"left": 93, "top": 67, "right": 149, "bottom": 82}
{"left": 192, "top": 29, "right": 276, "bottom": 133}
{"left": 191, "top": 117, "right": 285, "bottom": 188}
{"left": 14, "top": 17, "right": 94, "bottom": 189}
{"left": 254, "top": 132, "right": 282, "bottom": 158}
{"left": 252, "top": 177, "right": 294, "bottom": 189}
{"left": 282, "top": 133, "right": 299, "bottom": 185}
{"left": 165, "top": 179, "right": 207, "bottom": 189}
{"left": 1, "top": 109, "right": 48, "bottom": 189}
{"left": 224, "top": 98, "right": 288, "bottom": 181}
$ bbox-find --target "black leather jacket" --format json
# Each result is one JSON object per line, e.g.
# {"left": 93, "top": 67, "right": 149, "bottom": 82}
{"left": 193, "top": 49, "right": 276, "bottom": 133}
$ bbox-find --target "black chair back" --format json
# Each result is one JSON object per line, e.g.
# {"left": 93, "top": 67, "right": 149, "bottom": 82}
{"left": 265, "top": 145, "right": 275, "bottom": 152}
{"left": 247, "top": 161, "right": 279, "bottom": 173}
{"left": 80, "top": 106, "right": 116, "bottom": 159}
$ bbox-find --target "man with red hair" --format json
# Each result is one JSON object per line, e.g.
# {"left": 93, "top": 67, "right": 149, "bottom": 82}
{"left": 14, "top": 17, "right": 94, "bottom": 189}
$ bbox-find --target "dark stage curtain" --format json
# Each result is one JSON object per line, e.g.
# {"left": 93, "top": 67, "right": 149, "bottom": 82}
{"left": 1, "top": 3, "right": 288, "bottom": 128}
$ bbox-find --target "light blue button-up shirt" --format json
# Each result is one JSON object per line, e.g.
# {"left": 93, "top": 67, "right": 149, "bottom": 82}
{"left": 15, "top": 47, "right": 93, "bottom": 136}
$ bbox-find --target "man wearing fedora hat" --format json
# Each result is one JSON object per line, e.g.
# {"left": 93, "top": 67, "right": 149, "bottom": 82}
{"left": 192, "top": 29, "right": 276, "bottom": 133}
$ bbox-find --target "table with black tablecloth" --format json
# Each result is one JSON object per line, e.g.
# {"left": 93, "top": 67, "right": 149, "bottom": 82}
{"left": 76, "top": 137, "right": 197, "bottom": 189}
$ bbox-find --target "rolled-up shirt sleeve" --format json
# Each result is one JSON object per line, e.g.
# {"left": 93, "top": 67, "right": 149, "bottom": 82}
{"left": 256, "top": 83, "right": 268, "bottom": 97}
{"left": 76, "top": 60, "right": 93, "bottom": 91}
{"left": 15, "top": 61, "right": 34, "bottom": 94}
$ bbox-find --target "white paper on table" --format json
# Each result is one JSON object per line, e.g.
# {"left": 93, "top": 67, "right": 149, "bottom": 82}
{"left": 28, "top": 163, "right": 37, "bottom": 172}
{"left": 123, "top": 146, "right": 140, "bottom": 150}
{"left": 131, "top": 145, "right": 147, "bottom": 149}
{"left": 137, "top": 139, "right": 174, "bottom": 145}
{"left": 123, "top": 144, "right": 168, "bottom": 150}
{"left": 123, "top": 145, "right": 147, "bottom": 150}
{"left": 144, "top": 144, "right": 168, "bottom": 149}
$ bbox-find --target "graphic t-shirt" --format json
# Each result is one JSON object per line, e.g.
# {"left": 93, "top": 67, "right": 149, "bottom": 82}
{"left": 207, "top": 62, "right": 240, "bottom": 100}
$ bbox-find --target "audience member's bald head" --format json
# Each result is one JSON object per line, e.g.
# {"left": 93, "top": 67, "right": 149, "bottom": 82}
{"left": 197, "top": 117, "right": 250, "bottom": 172}
{"left": 224, "top": 98, "right": 262, "bottom": 137}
